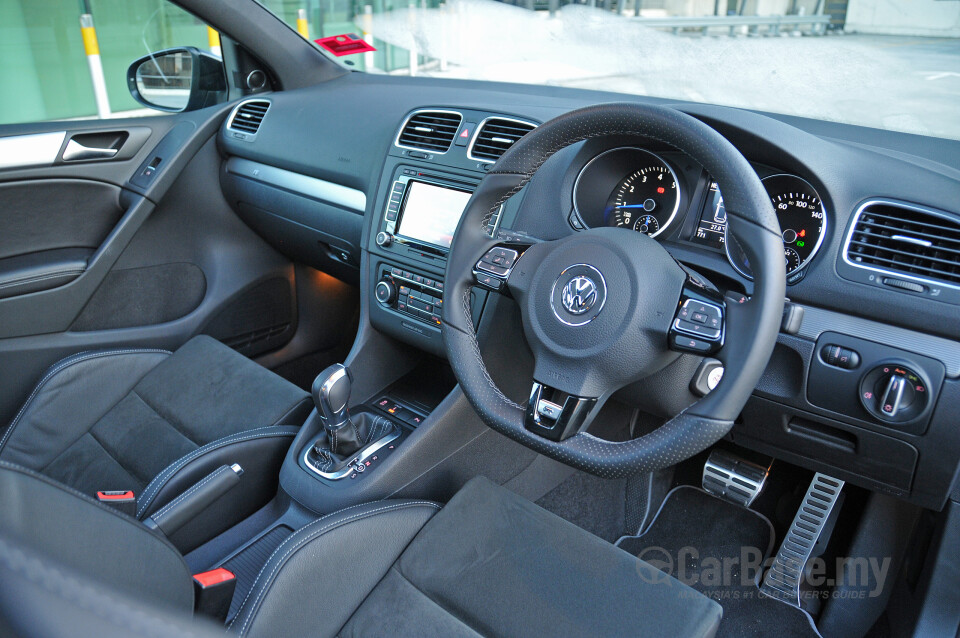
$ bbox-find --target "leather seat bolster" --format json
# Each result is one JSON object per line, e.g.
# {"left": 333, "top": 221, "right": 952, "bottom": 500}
{"left": 0, "top": 462, "right": 194, "bottom": 613}
{"left": 229, "top": 500, "right": 441, "bottom": 638}
{"left": 0, "top": 349, "right": 171, "bottom": 468}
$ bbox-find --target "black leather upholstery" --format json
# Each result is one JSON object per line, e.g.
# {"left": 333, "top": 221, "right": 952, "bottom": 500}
{"left": 0, "top": 467, "right": 721, "bottom": 638}
{"left": 0, "top": 462, "right": 194, "bottom": 613}
{"left": 0, "top": 336, "right": 310, "bottom": 544}
{"left": 232, "top": 477, "right": 722, "bottom": 638}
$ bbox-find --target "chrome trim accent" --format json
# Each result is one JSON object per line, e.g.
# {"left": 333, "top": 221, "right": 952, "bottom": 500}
{"left": 319, "top": 364, "right": 350, "bottom": 414}
{"left": 550, "top": 264, "right": 607, "bottom": 326}
{"left": 225, "top": 157, "right": 366, "bottom": 213}
{"left": 725, "top": 173, "right": 828, "bottom": 280}
{"left": 226, "top": 98, "right": 271, "bottom": 137}
{"left": 393, "top": 108, "right": 463, "bottom": 155}
{"left": 571, "top": 147, "right": 682, "bottom": 239}
{"left": 467, "top": 115, "right": 538, "bottom": 163}
{"left": 302, "top": 427, "right": 401, "bottom": 480}
{"left": 0, "top": 132, "right": 66, "bottom": 170}
{"left": 841, "top": 198, "right": 960, "bottom": 292}
{"left": 62, "top": 139, "right": 118, "bottom": 162}
{"left": 891, "top": 234, "right": 933, "bottom": 248}
{"left": 793, "top": 303, "right": 960, "bottom": 377}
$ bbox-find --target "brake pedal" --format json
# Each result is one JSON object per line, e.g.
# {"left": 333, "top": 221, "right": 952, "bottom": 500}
{"left": 702, "top": 449, "right": 769, "bottom": 507}
{"left": 760, "top": 473, "right": 844, "bottom": 608}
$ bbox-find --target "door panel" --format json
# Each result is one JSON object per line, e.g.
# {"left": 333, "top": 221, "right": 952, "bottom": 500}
{"left": 0, "top": 105, "right": 299, "bottom": 427}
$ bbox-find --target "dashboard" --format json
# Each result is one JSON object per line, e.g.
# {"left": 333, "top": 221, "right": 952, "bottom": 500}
{"left": 215, "top": 71, "right": 960, "bottom": 511}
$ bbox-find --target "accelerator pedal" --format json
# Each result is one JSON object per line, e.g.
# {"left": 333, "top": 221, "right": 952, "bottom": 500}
{"left": 701, "top": 449, "right": 769, "bottom": 507}
{"left": 760, "top": 473, "right": 845, "bottom": 608}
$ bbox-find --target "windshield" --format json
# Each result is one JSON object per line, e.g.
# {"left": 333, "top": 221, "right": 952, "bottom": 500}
{"left": 259, "top": 0, "right": 959, "bottom": 140}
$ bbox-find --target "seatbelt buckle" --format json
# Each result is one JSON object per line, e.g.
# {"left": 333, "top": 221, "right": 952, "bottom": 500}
{"left": 193, "top": 567, "right": 236, "bottom": 621}
{"left": 96, "top": 490, "right": 136, "bottom": 517}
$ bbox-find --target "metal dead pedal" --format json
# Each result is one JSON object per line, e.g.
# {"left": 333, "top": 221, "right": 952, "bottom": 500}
{"left": 760, "top": 473, "right": 845, "bottom": 608}
{"left": 702, "top": 449, "right": 769, "bottom": 507}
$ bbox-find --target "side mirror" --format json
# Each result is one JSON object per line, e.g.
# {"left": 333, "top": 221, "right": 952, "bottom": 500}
{"left": 127, "top": 47, "right": 226, "bottom": 113}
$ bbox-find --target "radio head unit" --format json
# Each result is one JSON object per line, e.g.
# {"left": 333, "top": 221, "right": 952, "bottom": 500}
{"left": 381, "top": 170, "right": 477, "bottom": 257}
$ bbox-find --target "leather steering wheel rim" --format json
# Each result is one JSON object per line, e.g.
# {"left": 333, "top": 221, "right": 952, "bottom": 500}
{"left": 442, "top": 102, "right": 786, "bottom": 478}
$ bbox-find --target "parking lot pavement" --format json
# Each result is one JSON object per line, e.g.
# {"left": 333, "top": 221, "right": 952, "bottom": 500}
{"left": 370, "top": 0, "right": 960, "bottom": 140}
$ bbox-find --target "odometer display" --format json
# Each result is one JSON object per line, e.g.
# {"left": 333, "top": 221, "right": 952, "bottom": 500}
{"left": 724, "top": 174, "right": 826, "bottom": 279}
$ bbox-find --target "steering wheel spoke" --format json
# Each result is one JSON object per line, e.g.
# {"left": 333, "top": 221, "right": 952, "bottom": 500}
{"left": 526, "top": 381, "right": 599, "bottom": 442}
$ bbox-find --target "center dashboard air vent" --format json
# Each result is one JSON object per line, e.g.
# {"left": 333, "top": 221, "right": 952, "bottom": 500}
{"left": 468, "top": 117, "right": 537, "bottom": 162}
{"left": 396, "top": 110, "right": 462, "bottom": 153}
{"left": 842, "top": 199, "right": 960, "bottom": 300}
{"left": 227, "top": 99, "right": 270, "bottom": 136}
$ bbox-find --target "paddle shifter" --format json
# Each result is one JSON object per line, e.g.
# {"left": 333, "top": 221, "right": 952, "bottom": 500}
{"left": 305, "top": 364, "right": 401, "bottom": 479}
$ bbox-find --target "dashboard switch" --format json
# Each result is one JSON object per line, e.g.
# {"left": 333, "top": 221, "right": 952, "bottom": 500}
{"left": 859, "top": 364, "right": 929, "bottom": 423}
{"left": 820, "top": 344, "right": 860, "bottom": 370}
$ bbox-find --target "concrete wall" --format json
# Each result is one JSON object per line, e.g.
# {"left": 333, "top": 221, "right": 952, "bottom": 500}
{"left": 845, "top": 0, "right": 960, "bottom": 37}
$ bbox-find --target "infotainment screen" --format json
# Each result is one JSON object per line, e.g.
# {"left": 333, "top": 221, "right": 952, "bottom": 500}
{"left": 397, "top": 180, "right": 472, "bottom": 250}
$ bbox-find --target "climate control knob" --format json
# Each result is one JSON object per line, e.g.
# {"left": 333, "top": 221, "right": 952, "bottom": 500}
{"left": 375, "top": 231, "right": 393, "bottom": 247}
{"left": 375, "top": 279, "right": 397, "bottom": 305}
{"left": 859, "top": 364, "right": 929, "bottom": 423}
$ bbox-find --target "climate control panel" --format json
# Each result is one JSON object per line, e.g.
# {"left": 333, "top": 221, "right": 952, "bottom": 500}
{"left": 376, "top": 264, "right": 444, "bottom": 327}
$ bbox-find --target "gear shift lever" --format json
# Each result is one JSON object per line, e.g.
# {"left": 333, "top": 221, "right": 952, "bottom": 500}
{"left": 312, "top": 363, "right": 352, "bottom": 427}
{"left": 305, "top": 364, "right": 402, "bottom": 478}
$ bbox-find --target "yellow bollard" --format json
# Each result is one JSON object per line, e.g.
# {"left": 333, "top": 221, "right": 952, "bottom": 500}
{"left": 207, "top": 26, "right": 222, "bottom": 57}
{"left": 297, "top": 9, "right": 310, "bottom": 38}
{"left": 80, "top": 13, "right": 111, "bottom": 118}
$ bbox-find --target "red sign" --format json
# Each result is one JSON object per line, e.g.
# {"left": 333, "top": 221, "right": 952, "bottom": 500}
{"left": 315, "top": 34, "right": 376, "bottom": 57}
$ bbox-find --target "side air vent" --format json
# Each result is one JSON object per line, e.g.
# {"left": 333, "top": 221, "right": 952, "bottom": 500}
{"left": 469, "top": 117, "right": 537, "bottom": 162}
{"left": 396, "top": 110, "right": 462, "bottom": 153}
{"left": 228, "top": 100, "right": 270, "bottom": 135}
{"left": 845, "top": 200, "right": 960, "bottom": 287}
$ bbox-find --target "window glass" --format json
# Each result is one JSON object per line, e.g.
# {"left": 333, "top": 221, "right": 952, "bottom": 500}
{"left": 0, "top": 0, "right": 218, "bottom": 125}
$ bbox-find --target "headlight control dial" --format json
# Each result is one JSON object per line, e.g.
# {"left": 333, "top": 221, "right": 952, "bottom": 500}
{"left": 859, "top": 363, "right": 929, "bottom": 423}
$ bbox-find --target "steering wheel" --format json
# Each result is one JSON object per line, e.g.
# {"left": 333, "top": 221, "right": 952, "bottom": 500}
{"left": 442, "top": 103, "right": 785, "bottom": 478}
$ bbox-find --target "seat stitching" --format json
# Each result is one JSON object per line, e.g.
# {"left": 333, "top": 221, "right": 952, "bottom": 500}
{"left": 136, "top": 427, "right": 296, "bottom": 518}
{"left": 150, "top": 465, "right": 231, "bottom": 523}
{"left": 67, "top": 430, "right": 150, "bottom": 486}
{"left": 0, "top": 349, "right": 171, "bottom": 456}
{"left": 232, "top": 501, "right": 441, "bottom": 637}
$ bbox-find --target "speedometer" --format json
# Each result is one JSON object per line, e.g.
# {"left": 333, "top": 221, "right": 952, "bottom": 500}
{"left": 725, "top": 174, "right": 827, "bottom": 280}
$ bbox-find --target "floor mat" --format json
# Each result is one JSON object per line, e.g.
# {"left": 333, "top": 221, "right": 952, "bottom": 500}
{"left": 535, "top": 471, "right": 628, "bottom": 542}
{"left": 617, "top": 486, "right": 821, "bottom": 638}
{"left": 219, "top": 525, "right": 293, "bottom": 622}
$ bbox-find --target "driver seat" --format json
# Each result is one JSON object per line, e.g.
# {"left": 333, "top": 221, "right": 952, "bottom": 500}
{"left": 0, "top": 462, "right": 722, "bottom": 638}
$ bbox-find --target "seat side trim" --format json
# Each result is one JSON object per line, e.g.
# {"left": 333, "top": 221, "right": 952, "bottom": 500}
{"left": 0, "top": 349, "right": 171, "bottom": 456}
{"left": 230, "top": 501, "right": 441, "bottom": 638}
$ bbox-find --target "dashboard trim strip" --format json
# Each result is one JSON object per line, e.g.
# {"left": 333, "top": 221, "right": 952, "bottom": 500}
{"left": 796, "top": 304, "right": 960, "bottom": 377}
{"left": 224, "top": 157, "right": 366, "bottom": 213}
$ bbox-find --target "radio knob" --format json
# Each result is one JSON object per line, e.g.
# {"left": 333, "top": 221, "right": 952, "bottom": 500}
{"left": 375, "top": 280, "right": 397, "bottom": 305}
{"left": 376, "top": 232, "right": 393, "bottom": 247}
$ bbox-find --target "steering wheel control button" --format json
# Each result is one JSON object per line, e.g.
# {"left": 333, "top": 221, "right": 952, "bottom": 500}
{"left": 670, "top": 291, "right": 724, "bottom": 354}
{"left": 549, "top": 264, "right": 607, "bottom": 326}
{"left": 860, "top": 364, "right": 929, "bottom": 423}
{"left": 474, "top": 247, "right": 520, "bottom": 292}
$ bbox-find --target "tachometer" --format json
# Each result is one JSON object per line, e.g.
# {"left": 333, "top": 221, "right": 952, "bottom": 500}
{"left": 604, "top": 157, "right": 681, "bottom": 237}
{"left": 725, "top": 174, "right": 827, "bottom": 280}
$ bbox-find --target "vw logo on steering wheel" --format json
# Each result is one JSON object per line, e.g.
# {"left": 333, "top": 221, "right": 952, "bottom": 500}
{"left": 551, "top": 264, "right": 607, "bottom": 326}
{"left": 562, "top": 276, "right": 598, "bottom": 315}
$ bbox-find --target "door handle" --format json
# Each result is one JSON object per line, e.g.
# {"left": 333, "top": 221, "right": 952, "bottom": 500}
{"left": 62, "top": 139, "right": 120, "bottom": 162}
